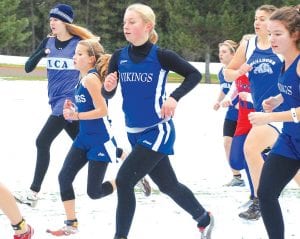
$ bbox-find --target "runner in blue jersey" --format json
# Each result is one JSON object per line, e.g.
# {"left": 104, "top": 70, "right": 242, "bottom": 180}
{"left": 102, "top": 3, "right": 214, "bottom": 239}
{"left": 214, "top": 40, "right": 245, "bottom": 187}
{"left": 46, "top": 39, "right": 120, "bottom": 236}
{"left": 248, "top": 6, "right": 300, "bottom": 238}
{"left": 224, "top": 5, "right": 283, "bottom": 220}
{"left": 18, "top": 4, "right": 99, "bottom": 207}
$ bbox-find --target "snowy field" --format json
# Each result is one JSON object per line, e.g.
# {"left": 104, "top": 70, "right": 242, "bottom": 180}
{"left": 0, "top": 80, "right": 299, "bottom": 238}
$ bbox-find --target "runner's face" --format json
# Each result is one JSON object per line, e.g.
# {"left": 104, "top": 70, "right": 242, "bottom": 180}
{"left": 123, "top": 10, "right": 151, "bottom": 46}
{"left": 268, "top": 20, "right": 295, "bottom": 56}
{"left": 218, "top": 45, "right": 234, "bottom": 66}
{"left": 73, "top": 44, "right": 93, "bottom": 72}
{"left": 49, "top": 17, "right": 66, "bottom": 35}
{"left": 254, "top": 10, "right": 270, "bottom": 37}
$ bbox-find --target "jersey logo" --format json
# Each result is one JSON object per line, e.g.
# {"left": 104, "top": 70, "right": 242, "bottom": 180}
{"left": 75, "top": 94, "right": 86, "bottom": 103}
{"left": 120, "top": 60, "right": 128, "bottom": 64}
{"left": 119, "top": 72, "right": 153, "bottom": 83}
{"left": 47, "top": 57, "right": 75, "bottom": 70}
{"left": 253, "top": 63, "right": 273, "bottom": 75}
{"left": 97, "top": 152, "right": 105, "bottom": 157}
{"left": 278, "top": 82, "right": 292, "bottom": 96}
{"left": 220, "top": 82, "right": 231, "bottom": 89}
{"left": 142, "top": 140, "right": 152, "bottom": 146}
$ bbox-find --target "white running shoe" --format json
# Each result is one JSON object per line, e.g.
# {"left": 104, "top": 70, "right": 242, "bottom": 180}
{"left": 46, "top": 225, "right": 78, "bottom": 236}
{"left": 46, "top": 219, "right": 78, "bottom": 236}
{"left": 14, "top": 191, "right": 38, "bottom": 208}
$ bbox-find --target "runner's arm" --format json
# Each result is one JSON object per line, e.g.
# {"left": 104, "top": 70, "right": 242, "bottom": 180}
{"left": 158, "top": 49, "right": 201, "bottom": 101}
{"left": 25, "top": 38, "right": 49, "bottom": 73}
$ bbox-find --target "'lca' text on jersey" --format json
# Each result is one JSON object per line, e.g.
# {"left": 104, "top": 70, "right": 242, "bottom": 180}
{"left": 47, "top": 57, "right": 75, "bottom": 70}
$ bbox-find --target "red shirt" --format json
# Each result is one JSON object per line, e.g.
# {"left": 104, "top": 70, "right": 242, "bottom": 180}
{"left": 234, "top": 75, "right": 255, "bottom": 136}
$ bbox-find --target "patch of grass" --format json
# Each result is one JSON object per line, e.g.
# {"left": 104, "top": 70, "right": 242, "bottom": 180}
{"left": 168, "top": 72, "right": 218, "bottom": 84}
{"left": 0, "top": 76, "right": 46, "bottom": 81}
{"left": 0, "top": 63, "right": 45, "bottom": 70}
{"left": 0, "top": 64, "right": 46, "bottom": 81}
{"left": 0, "top": 64, "right": 219, "bottom": 83}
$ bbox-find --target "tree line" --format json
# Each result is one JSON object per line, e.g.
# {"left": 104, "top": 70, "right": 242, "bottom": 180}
{"left": 1, "top": 0, "right": 298, "bottom": 62}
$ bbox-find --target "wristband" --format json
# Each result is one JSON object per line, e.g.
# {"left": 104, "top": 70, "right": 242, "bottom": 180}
{"left": 290, "top": 108, "right": 299, "bottom": 123}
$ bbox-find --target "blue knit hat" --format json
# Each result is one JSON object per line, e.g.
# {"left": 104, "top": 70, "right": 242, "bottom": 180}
{"left": 49, "top": 4, "right": 74, "bottom": 23}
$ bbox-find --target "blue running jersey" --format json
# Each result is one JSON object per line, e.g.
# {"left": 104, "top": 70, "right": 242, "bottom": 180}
{"left": 246, "top": 36, "right": 283, "bottom": 112}
{"left": 118, "top": 45, "right": 168, "bottom": 128}
{"left": 73, "top": 70, "right": 116, "bottom": 162}
{"left": 75, "top": 70, "right": 113, "bottom": 138}
{"left": 271, "top": 55, "right": 300, "bottom": 160}
{"left": 218, "top": 68, "right": 238, "bottom": 121}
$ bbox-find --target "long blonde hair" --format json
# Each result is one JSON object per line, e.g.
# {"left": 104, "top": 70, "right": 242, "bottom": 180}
{"left": 66, "top": 23, "right": 98, "bottom": 40}
{"left": 48, "top": 23, "right": 98, "bottom": 40}
{"left": 126, "top": 3, "right": 158, "bottom": 44}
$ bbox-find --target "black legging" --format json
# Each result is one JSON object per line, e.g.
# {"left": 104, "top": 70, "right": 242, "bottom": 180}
{"left": 258, "top": 153, "right": 300, "bottom": 239}
{"left": 58, "top": 147, "right": 113, "bottom": 201}
{"left": 115, "top": 144, "right": 206, "bottom": 237}
{"left": 30, "top": 115, "right": 79, "bottom": 192}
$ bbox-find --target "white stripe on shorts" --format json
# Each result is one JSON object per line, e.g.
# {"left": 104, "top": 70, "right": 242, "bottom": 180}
{"left": 152, "top": 123, "right": 165, "bottom": 151}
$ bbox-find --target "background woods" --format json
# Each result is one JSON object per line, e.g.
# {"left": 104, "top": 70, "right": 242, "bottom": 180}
{"left": 0, "top": 0, "right": 298, "bottom": 61}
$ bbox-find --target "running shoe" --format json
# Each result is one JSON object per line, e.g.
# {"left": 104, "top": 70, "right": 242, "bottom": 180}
{"left": 14, "top": 224, "right": 34, "bottom": 239}
{"left": 239, "top": 198, "right": 254, "bottom": 209}
{"left": 198, "top": 212, "right": 214, "bottom": 239}
{"left": 46, "top": 219, "right": 78, "bottom": 236}
{"left": 224, "top": 177, "right": 245, "bottom": 187}
{"left": 14, "top": 191, "right": 38, "bottom": 208}
{"left": 239, "top": 197, "right": 261, "bottom": 220}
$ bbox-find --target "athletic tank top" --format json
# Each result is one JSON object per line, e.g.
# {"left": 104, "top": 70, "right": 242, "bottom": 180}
{"left": 46, "top": 36, "right": 80, "bottom": 115}
{"left": 278, "top": 55, "right": 300, "bottom": 138}
{"left": 246, "top": 36, "right": 283, "bottom": 112}
{"left": 75, "top": 68, "right": 112, "bottom": 139}
{"left": 118, "top": 45, "right": 169, "bottom": 128}
{"left": 218, "top": 68, "right": 238, "bottom": 121}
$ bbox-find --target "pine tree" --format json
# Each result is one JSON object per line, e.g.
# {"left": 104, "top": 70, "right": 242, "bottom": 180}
{"left": 0, "top": 0, "right": 31, "bottom": 55}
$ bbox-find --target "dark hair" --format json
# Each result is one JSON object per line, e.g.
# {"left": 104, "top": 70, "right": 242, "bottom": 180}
{"left": 270, "top": 5, "right": 300, "bottom": 49}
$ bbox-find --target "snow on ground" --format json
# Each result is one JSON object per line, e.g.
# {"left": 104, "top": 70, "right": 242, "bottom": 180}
{"left": 0, "top": 80, "right": 299, "bottom": 238}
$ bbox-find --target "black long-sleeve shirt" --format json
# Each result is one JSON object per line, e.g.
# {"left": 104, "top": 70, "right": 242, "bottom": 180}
{"left": 102, "top": 41, "right": 201, "bottom": 102}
